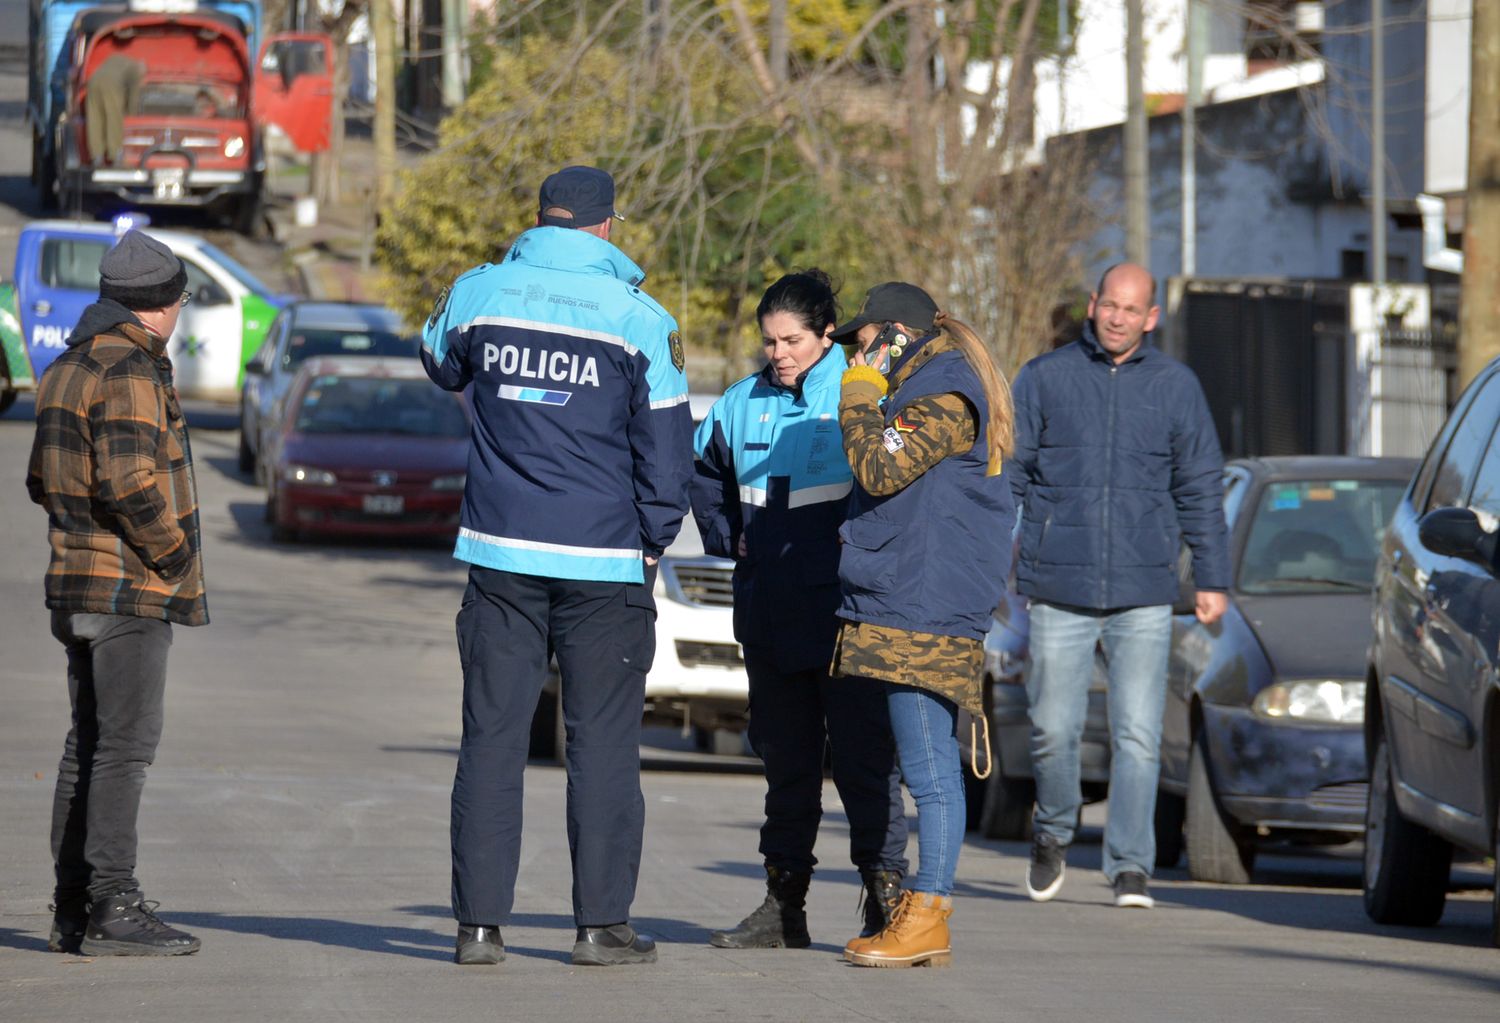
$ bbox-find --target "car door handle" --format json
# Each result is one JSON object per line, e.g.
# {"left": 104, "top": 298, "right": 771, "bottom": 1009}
{"left": 33, "top": 300, "right": 51, "bottom": 315}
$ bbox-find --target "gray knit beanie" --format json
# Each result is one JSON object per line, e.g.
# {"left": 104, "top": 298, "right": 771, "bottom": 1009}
{"left": 98, "top": 230, "right": 188, "bottom": 311}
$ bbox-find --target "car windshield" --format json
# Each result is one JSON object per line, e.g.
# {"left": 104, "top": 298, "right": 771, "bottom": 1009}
{"left": 194, "top": 242, "right": 275, "bottom": 299}
{"left": 294, "top": 376, "right": 469, "bottom": 437}
{"left": 1237, "top": 478, "right": 1407, "bottom": 594}
{"left": 282, "top": 328, "right": 415, "bottom": 368}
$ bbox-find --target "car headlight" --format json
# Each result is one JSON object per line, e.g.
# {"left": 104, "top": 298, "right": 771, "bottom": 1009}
{"left": 284, "top": 465, "right": 337, "bottom": 486}
{"left": 1252, "top": 680, "right": 1364, "bottom": 724}
{"left": 431, "top": 474, "right": 466, "bottom": 490}
{"left": 224, "top": 135, "right": 246, "bottom": 159}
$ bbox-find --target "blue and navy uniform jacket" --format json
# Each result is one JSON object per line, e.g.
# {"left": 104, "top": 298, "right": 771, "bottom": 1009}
{"left": 422, "top": 226, "right": 694, "bottom": 584}
{"left": 838, "top": 345, "right": 1014, "bottom": 640}
{"left": 1006, "top": 321, "right": 1230, "bottom": 610}
{"left": 691, "top": 346, "right": 851, "bottom": 671}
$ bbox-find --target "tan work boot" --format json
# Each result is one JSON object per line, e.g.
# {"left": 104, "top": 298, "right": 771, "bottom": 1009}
{"left": 843, "top": 890, "right": 952, "bottom": 968}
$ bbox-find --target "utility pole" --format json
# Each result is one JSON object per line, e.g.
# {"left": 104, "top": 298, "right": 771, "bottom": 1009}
{"left": 1371, "top": 0, "right": 1386, "bottom": 285}
{"left": 768, "top": 0, "right": 788, "bottom": 84}
{"left": 372, "top": 0, "right": 396, "bottom": 210}
{"left": 1125, "top": 0, "right": 1148, "bottom": 265}
{"left": 1461, "top": 0, "right": 1500, "bottom": 385}
{"left": 1181, "top": 0, "right": 1204, "bottom": 277}
{"left": 441, "top": 0, "right": 465, "bottom": 108}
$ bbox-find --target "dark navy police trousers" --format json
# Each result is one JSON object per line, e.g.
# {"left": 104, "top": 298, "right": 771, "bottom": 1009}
{"left": 743, "top": 647, "right": 909, "bottom": 877}
{"left": 451, "top": 565, "right": 655, "bottom": 928}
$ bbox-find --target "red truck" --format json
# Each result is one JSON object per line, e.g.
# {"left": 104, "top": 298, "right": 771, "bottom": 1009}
{"left": 44, "top": 6, "right": 331, "bottom": 233}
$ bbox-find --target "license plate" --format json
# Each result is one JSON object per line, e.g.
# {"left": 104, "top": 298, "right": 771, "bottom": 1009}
{"left": 362, "top": 494, "right": 404, "bottom": 515}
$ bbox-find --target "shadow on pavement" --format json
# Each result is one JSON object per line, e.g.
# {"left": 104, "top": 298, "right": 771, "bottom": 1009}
{"left": 166, "top": 911, "right": 452, "bottom": 962}
{"left": 0, "top": 926, "right": 52, "bottom": 954}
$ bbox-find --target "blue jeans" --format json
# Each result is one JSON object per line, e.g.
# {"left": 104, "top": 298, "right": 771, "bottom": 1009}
{"left": 885, "top": 683, "right": 964, "bottom": 896}
{"left": 1025, "top": 601, "right": 1171, "bottom": 881}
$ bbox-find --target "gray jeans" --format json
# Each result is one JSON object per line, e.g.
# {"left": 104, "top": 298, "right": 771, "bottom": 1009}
{"left": 49, "top": 612, "right": 173, "bottom": 904}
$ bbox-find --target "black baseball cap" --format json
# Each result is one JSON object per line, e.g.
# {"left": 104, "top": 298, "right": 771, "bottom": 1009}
{"left": 537, "top": 165, "right": 624, "bottom": 228}
{"left": 830, "top": 282, "right": 939, "bottom": 340}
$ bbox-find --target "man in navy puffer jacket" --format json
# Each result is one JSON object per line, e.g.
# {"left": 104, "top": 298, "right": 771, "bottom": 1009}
{"left": 1007, "top": 262, "right": 1230, "bottom": 910}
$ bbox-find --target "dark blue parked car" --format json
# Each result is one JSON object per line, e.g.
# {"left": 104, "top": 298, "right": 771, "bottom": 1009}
{"left": 1363, "top": 357, "right": 1500, "bottom": 946}
{"left": 1156, "top": 456, "right": 1415, "bottom": 882}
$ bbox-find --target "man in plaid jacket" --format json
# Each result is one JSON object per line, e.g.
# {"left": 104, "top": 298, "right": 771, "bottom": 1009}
{"left": 27, "top": 229, "right": 206, "bottom": 957}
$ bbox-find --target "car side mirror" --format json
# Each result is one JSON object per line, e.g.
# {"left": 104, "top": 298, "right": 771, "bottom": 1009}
{"left": 1418, "top": 507, "right": 1499, "bottom": 570}
{"left": 1172, "top": 542, "right": 1197, "bottom": 615}
{"left": 244, "top": 360, "right": 266, "bottom": 376}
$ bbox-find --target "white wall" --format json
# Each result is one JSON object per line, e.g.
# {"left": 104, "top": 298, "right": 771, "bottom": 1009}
{"left": 1426, "top": 0, "right": 1471, "bottom": 196}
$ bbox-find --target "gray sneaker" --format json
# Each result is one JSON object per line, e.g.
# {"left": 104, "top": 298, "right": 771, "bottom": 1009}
{"left": 1026, "top": 833, "right": 1067, "bottom": 902}
{"left": 1112, "top": 871, "right": 1155, "bottom": 909}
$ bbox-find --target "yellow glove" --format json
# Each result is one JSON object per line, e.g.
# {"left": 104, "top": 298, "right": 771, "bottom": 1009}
{"left": 841, "top": 364, "right": 888, "bottom": 398}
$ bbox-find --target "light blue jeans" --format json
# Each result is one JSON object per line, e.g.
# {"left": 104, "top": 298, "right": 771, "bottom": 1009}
{"left": 1025, "top": 601, "right": 1172, "bottom": 881}
{"left": 885, "top": 683, "right": 964, "bottom": 896}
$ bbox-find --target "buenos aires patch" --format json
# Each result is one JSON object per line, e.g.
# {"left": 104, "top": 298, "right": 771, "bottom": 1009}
{"left": 669, "top": 330, "right": 685, "bottom": 372}
{"left": 881, "top": 426, "right": 905, "bottom": 453}
{"left": 426, "top": 286, "right": 450, "bottom": 332}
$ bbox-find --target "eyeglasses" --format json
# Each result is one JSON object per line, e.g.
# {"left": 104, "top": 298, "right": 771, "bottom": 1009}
{"left": 179, "top": 291, "right": 193, "bottom": 306}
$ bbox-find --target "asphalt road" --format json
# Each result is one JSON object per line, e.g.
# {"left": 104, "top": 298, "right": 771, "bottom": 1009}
{"left": 3, "top": 400, "right": 1499, "bottom": 1022}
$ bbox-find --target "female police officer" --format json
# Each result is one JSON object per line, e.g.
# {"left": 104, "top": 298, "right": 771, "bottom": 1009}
{"left": 692, "top": 270, "right": 909, "bottom": 950}
{"left": 829, "top": 283, "right": 1015, "bottom": 968}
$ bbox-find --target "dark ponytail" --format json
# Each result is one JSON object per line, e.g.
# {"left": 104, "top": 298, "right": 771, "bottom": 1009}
{"left": 757, "top": 269, "right": 841, "bottom": 335}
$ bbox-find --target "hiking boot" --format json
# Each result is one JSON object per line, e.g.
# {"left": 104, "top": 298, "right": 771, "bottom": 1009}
{"left": 79, "top": 892, "right": 201, "bottom": 956}
{"left": 1026, "top": 832, "right": 1067, "bottom": 902}
{"left": 857, "top": 869, "right": 903, "bottom": 939}
{"left": 455, "top": 924, "right": 504, "bottom": 965}
{"left": 1112, "top": 871, "right": 1155, "bottom": 909}
{"left": 48, "top": 896, "right": 89, "bottom": 954}
{"left": 844, "top": 890, "right": 953, "bottom": 968}
{"left": 708, "top": 866, "right": 811, "bottom": 949}
{"left": 571, "top": 923, "right": 657, "bottom": 966}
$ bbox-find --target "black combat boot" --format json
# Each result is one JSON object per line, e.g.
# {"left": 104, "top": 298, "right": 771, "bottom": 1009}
{"left": 80, "top": 891, "right": 201, "bottom": 956}
{"left": 48, "top": 894, "right": 89, "bottom": 954}
{"left": 708, "top": 865, "right": 812, "bottom": 949}
{"left": 857, "top": 868, "right": 903, "bottom": 938}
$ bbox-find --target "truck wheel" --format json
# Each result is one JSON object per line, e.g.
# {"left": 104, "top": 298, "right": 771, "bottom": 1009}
{"left": 978, "top": 763, "right": 1035, "bottom": 841}
{"left": 1186, "top": 735, "right": 1256, "bottom": 884}
{"left": 235, "top": 195, "right": 268, "bottom": 240}
{"left": 1154, "top": 789, "right": 1186, "bottom": 868}
{"left": 34, "top": 136, "right": 57, "bottom": 211}
{"left": 1363, "top": 729, "right": 1451, "bottom": 926}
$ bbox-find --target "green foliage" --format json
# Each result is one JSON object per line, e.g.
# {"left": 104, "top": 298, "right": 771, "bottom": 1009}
{"left": 375, "top": 38, "right": 629, "bottom": 331}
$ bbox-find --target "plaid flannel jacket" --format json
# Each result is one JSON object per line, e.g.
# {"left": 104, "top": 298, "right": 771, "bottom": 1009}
{"left": 27, "top": 319, "right": 207, "bottom": 626}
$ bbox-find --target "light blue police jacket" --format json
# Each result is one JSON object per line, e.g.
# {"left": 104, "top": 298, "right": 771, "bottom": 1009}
{"left": 421, "top": 226, "right": 694, "bottom": 583}
{"left": 691, "top": 347, "right": 852, "bottom": 668}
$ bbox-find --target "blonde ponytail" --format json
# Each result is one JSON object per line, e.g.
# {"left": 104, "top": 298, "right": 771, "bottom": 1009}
{"left": 932, "top": 312, "right": 1013, "bottom": 476}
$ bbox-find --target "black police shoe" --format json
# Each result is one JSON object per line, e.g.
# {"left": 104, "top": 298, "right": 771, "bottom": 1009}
{"left": 48, "top": 896, "right": 89, "bottom": 954}
{"left": 455, "top": 924, "right": 504, "bottom": 965}
{"left": 79, "top": 891, "right": 201, "bottom": 956}
{"left": 571, "top": 923, "right": 657, "bottom": 966}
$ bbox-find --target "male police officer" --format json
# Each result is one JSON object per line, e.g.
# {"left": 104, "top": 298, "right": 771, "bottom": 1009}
{"left": 422, "top": 166, "right": 694, "bottom": 966}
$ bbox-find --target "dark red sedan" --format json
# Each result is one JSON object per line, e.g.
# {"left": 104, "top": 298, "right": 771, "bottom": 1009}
{"left": 262, "top": 356, "right": 469, "bottom": 541}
